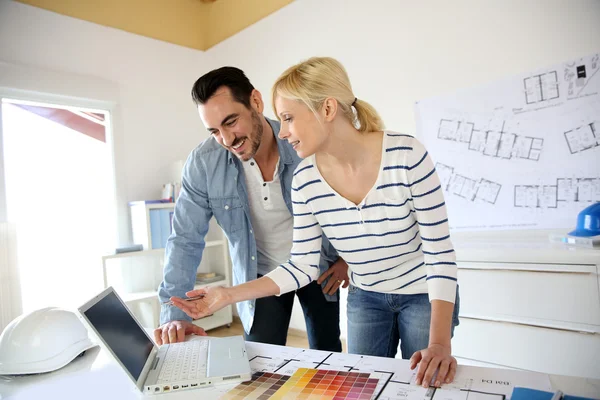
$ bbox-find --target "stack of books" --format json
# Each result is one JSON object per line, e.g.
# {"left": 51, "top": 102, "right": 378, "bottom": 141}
{"left": 149, "top": 208, "right": 174, "bottom": 249}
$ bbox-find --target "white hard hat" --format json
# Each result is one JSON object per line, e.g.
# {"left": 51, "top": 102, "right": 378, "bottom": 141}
{"left": 0, "top": 307, "right": 97, "bottom": 375}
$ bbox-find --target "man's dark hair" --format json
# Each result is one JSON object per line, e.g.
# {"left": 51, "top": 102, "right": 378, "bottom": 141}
{"left": 191, "top": 66, "right": 255, "bottom": 108}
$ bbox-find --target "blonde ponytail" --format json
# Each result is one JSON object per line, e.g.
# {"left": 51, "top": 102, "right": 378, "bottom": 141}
{"left": 353, "top": 98, "right": 384, "bottom": 133}
{"left": 272, "top": 57, "right": 384, "bottom": 133}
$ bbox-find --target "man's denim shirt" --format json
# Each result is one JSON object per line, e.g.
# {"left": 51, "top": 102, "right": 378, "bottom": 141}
{"left": 158, "top": 118, "right": 339, "bottom": 334}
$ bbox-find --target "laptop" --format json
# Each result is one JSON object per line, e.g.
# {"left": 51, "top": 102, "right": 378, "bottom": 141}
{"left": 78, "top": 286, "right": 251, "bottom": 394}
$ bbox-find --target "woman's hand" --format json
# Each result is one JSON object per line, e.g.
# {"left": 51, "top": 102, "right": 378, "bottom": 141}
{"left": 169, "top": 286, "right": 232, "bottom": 320}
{"left": 410, "top": 344, "right": 457, "bottom": 388}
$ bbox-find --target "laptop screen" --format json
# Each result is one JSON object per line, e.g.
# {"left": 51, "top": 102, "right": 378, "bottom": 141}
{"left": 82, "top": 290, "right": 154, "bottom": 381}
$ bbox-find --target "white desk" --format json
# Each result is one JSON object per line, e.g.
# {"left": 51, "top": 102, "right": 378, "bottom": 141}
{"left": 1, "top": 339, "right": 599, "bottom": 400}
{"left": 0, "top": 342, "right": 600, "bottom": 400}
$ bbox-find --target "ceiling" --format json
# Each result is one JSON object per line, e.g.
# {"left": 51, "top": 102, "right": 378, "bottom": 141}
{"left": 14, "top": 0, "right": 294, "bottom": 51}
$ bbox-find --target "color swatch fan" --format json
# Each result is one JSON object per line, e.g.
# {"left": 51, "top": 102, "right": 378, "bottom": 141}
{"left": 220, "top": 372, "right": 289, "bottom": 399}
{"left": 273, "top": 368, "right": 379, "bottom": 399}
{"left": 221, "top": 368, "right": 380, "bottom": 400}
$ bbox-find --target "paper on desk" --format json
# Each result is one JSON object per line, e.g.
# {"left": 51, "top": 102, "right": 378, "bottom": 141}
{"left": 447, "top": 364, "right": 553, "bottom": 399}
{"left": 242, "top": 343, "right": 553, "bottom": 400}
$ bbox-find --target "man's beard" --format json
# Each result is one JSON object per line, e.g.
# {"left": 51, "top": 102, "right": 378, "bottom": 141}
{"left": 235, "top": 110, "right": 263, "bottom": 162}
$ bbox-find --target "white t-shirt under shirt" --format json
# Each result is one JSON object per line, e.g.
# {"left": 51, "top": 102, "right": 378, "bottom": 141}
{"left": 266, "top": 132, "right": 458, "bottom": 304}
{"left": 241, "top": 158, "right": 293, "bottom": 276}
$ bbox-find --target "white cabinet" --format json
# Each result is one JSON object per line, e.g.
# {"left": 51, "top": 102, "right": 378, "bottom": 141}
{"left": 450, "top": 230, "right": 600, "bottom": 379}
{"left": 101, "top": 206, "right": 232, "bottom": 331}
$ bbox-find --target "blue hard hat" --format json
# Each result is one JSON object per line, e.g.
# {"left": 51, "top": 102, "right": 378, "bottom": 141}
{"left": 569, "top": 202, "right": 600, "bottom": 237}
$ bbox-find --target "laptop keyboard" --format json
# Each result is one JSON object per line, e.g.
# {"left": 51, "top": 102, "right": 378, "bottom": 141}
{"left": 158, "top": 340, "right": 208, "bottom": 383}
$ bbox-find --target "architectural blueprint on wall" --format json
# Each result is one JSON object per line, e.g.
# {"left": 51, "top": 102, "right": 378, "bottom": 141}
{"left": 415, "top": 53, "right": 600, "bottom": 231}
{"left": 213, "top": 343, "right": 552, "bottom": 400}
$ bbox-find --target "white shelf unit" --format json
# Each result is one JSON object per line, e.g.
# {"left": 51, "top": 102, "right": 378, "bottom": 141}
{"left": 101, "top": 205, "right": 233, "bottom": 331}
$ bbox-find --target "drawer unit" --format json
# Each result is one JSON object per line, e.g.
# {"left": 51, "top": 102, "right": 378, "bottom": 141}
{"left": 457, "top": 262, "right": 600, "bottom": 332}
{"left": 452, "top": 235, "right": 600, "bottom": 380}
{"left": 452, "top": 317, "right": 600, "bottom": 379}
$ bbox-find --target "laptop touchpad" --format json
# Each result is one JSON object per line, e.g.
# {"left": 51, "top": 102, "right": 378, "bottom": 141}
{"left": 228, "top": 348, "right": 244, "bottom": 359}
{"left": 207, "top": 336, "right": 251, "bottom": 379}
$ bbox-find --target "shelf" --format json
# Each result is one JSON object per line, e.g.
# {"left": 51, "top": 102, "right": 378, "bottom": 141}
{"left": 193, "top": 307, "right": 233, "bottom": 332}
{"left": 121, "top": 290, "right": 159, "bottom": 303}
{"left": 205, "top": 240, "right": 226, "bottom": 248}
{"left": 194, "top": 279, "right": 227, "bottom": 289}
{"left": 128, "top": 201, "right": 175, "bottom": 209}
{"left": 102, "top": 240, "right": 226, "bottom": 261}
{"left": 109, "top": 210, "right": 231, "bottom": 331}
{"left": 103, "top": 248, "right": 165, "bottom": 261}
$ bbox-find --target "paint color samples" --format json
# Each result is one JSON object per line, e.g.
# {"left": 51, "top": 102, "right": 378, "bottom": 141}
{"left": 271, "top": 368, "right": 379, "bottom": 400}
{"left": 221, "top": 371, "right": 290, "bottom": 399}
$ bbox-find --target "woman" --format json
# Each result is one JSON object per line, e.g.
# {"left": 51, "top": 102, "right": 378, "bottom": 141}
{"left": 171, "top": 57, "right": 460, "bottom": 388}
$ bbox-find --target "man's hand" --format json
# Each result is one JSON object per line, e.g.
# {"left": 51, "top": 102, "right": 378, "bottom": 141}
{"left": 317, "top": 258, "right": 350, "bottom": 295}
{"left": 153, "top": 320, "right": 207, "bottom": 345}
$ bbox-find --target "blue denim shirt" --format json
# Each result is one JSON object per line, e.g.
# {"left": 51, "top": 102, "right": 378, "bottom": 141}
{"left": 158, "top": 117, "right": 339, "bottom": 334}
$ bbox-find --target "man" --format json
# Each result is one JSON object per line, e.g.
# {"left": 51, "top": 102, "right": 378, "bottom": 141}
{"left": 155, "top": 67, "right": 348, "bottom": 350}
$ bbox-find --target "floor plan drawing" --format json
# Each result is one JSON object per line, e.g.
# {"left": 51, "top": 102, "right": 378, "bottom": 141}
{"left": 436, "top": 163, "right": 501, "bottom": 204}
{"left": 564, "top": 121, "right": 599, "bottom": 154}
{"left": 437, "top": 119, "right": 543, "bottom": 161}
{"left": 416, "top": 52, "right": 600, "bottom": 230}
{"left": 514, "top": 177, "right": 600, "bottom": 208}
{"left": 514, "top": 185, "right": 559, "bottom": 208}
{"left": 523, "top": 70, "right": 559, "bottom": 104}
{"left": 557, "top": 177, "right": 600, "bottom": 202}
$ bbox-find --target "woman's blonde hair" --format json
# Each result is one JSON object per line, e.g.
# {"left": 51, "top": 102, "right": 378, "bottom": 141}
{"left": 272, "top": 57, "right": 384, "bottom": 133}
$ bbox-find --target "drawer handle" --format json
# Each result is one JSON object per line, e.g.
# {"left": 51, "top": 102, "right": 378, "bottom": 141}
{"left": 458, "top": 267, "right": 593, "bottom": 274}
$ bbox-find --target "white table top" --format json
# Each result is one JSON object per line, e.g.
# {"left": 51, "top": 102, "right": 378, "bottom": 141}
{"left": 1, "top": 339, "right": 599, "bottom": 400}
{"left": 451, "top": 229, "right": 600, "bottom": 264}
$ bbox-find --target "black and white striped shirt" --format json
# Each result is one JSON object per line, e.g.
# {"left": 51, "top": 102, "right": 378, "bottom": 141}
{"left": 266, "top": 132, "right": 457, "bottom": 303}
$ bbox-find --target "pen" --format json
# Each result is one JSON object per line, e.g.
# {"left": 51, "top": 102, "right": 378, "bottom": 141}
{"left": 163, "top": 294, "right": 206, "bottom": 306}
{"left": 550, "top": 390, "right": 563, "bottom": 400}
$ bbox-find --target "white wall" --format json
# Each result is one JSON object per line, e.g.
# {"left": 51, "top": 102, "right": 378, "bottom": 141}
{"left": 209, "top": 0, "right": 600, "bottom": 133}
{"left": 1, "top": 0, "right": 599, "bottom": 336}
{"left": 0, "top": 0, "right": 213, "bottom": 244}
{"left": 206, "top": 0, "right": 600, "bottom": 334}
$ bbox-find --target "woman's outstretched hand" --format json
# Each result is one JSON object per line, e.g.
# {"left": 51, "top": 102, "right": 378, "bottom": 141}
{"left": 169, "top": 286, "right": 232, "bottom": 320}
